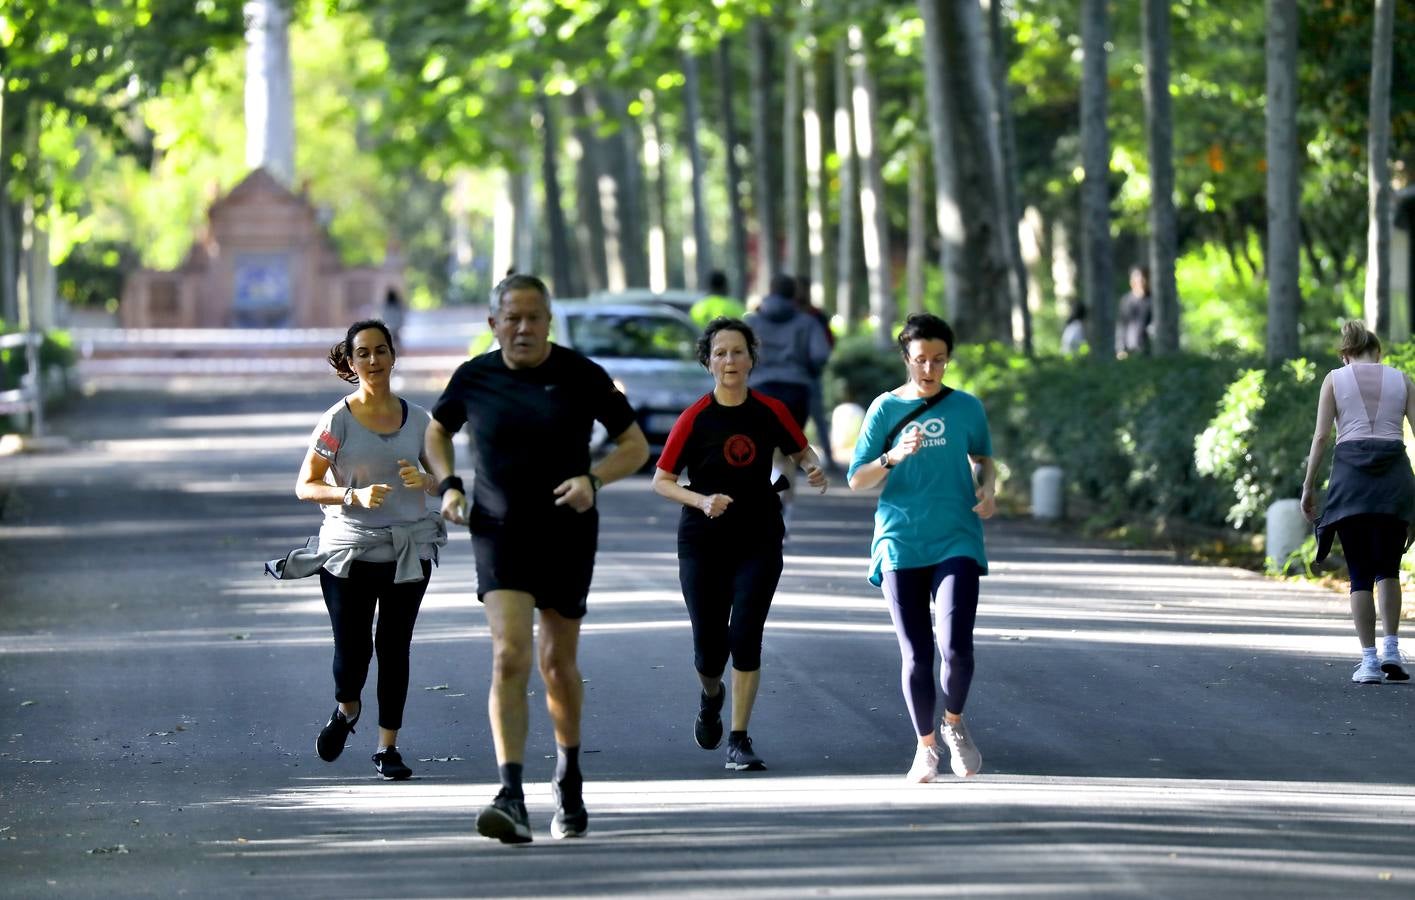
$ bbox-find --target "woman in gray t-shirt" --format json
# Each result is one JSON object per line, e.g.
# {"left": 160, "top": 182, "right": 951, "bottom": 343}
{"left": 292, "top": 319, "right": 446, "bottom": 780}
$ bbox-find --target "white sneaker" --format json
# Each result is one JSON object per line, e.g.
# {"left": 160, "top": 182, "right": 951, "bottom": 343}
{"left": 940, "top": 719, "right": 982, "bottom": 777}
{"left": 905, "top": 743, "right": 941, "bottom": 783}
{"left": 1352, "top": 658, "right": 1384, "bottom": 684}
{"left": 1379, "top": 650, "right": 1410, "bottom": 682}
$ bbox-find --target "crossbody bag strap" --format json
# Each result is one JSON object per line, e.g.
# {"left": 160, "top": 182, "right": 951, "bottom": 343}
{"left": 883, "top": 387, "right": 953, "bottom": 449}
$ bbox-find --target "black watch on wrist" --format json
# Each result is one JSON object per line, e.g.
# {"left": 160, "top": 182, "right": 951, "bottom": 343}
{"left": 879, "top": 453, "right": 894, "bottom": 470}
{"left": 437, "top": 475, "right": 465, "bottom": 496}
{"left": 587, "top": 473, "right": 603, "bottom": 494}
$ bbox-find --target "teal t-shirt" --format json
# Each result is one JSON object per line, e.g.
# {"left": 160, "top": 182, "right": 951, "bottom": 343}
{"left": 847, "top": 389, "right": 993, "bottom": 586}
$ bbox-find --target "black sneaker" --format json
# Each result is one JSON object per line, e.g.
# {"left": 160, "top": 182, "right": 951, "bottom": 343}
{"left": 476, "top": 789, "right": 533, "bottom": 844}
{"left": 372, "top": 746, "right": 413, "bottom": 780}
{"left": 725, "top": 735, "right": 767, "bottom": 771}
{"left": 550, "top": 779, "right": 589, "bottom": 839}
{"left": 695, "top": 688, "right": 726, "bottom": 750}
{"left": 315, "top": 706, "right": 359, "bottom": 762}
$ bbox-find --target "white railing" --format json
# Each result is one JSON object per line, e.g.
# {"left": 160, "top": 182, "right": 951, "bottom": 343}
{"left": 0, "top": 331, "right": 45, "bottom": 436}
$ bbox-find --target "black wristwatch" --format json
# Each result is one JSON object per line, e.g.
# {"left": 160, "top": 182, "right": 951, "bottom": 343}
{"left": 437, "top": 475, "right": 465, "bottom": 496}
{"left": 587, "top": 473, "right": 603, "bottom": 494}
{"left": 879, "top": 453, "right": 894, "bottom": 470}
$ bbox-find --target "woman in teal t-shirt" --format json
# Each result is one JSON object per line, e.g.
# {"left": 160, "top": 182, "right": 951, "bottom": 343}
{"left": 847, "top": 313, "right": 996, "bottom": 784}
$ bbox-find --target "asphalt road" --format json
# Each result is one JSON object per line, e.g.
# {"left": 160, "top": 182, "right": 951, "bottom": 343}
{"left": 2, "top": 378, "right": 1414, "bottom": 898}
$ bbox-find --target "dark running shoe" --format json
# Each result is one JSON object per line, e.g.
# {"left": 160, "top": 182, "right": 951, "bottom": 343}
{"left": 372, "top": 747, "right": 413, "bottom": 780}
{"left": 725, "top": 735, "right": 767, "bottom": 771}
{"left": 695, "top": 687, "right": 726, "bottom": 750}
{"left": 315, "top": 707, "right": 359, "bottom": 762}
{"left": 476, "top": 790, "right": 533, "bottom": 844}
{"left": 550, "top": 779, "right": 589, "bottom": 839}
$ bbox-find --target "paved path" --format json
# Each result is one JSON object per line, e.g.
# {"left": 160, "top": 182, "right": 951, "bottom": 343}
{"left": 2, "top": 380, "right": 1414, "bottom": 898}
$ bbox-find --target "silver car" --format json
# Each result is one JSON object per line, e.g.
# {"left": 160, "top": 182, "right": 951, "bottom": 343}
{"left": 550, "top": 300, "right": 712, "bottom": 456}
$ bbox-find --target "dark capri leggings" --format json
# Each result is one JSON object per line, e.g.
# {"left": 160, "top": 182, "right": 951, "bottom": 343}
{"left": 679, "top": 543, "right": 785, "bottom": 677}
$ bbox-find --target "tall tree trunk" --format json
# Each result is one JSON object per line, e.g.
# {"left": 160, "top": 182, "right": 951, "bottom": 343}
{"left": 749, "top": 20, "right": 778, "bottom": 294}
{"left": 244, "top": 0, "right": 295, "bottom": 185}
{"left": 803, "top": 45, "right": 831, "bottom": 309}
{"left": 536, "top": 91, "right": 578, "bottom": 298}
{"left": 906, "top": 137, "right": 927, "bottom": 316}
{"left": 605, "top": 89, "right": 649, "bottom": 290}
{"left": 1265, "top": 0, "right": 1301, "bottom": 363}
{"left": 513, "top": 148, "right": 536, "bottom": 275}
{"left": 833, "top": 40, "right": 859, "bottom": 330}
{"left": 916, "top": 1, "right": 962, "bottom": 326}
{"left": 681, "top": 52, "right": 712, "bottom": 290}
{"left": 641, "top": 90, "right": 672, "bottom": 292}
{"left": 0, "top": 83, "right": 21, "bottom": 325}
{"left": 848, "top": 24, "right": 895, "bottom": 347}
{"left": 718, "top": 37, "right": 750, "bottom": 302}
{"left": 918, "top": 0, "right": 1016, "bottom": 343}
{"left": 1143, "top": 0, "right": 1181, "bottom": 354}
{"left": 572, "top": 91, "right": 610, "bottom": 294}
{"left": 1364, "top": 0, "right": 1395, "bottom": 335}
{"left": 986, "top": 0, "right": 1032, "bottom": 353}
{"left": 783, "top": 42, "right": 808, "bottom": 279}
{"left": 1080, "top": 0, "right": 1116, "bottom": 359}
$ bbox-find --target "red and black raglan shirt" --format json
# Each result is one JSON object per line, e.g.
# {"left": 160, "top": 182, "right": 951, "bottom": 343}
{"left": 657, "top": 389, "right": 808, "bottom": 546}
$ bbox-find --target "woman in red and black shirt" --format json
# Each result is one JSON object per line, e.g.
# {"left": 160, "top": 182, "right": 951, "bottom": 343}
{"left": 653, "top": 318, "right": 828, "bottom": 771}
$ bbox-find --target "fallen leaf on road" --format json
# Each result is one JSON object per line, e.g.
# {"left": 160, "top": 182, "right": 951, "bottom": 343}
{"left": 87, "top": 845, "right": 129, "bottom": 855}
{"left": 418, "top": 756, "right": 463, "bottom": 762}
{"left": 424, "top": 684, "right": 450, "bottom": 691}
{"left": 19, "top": 700, "right": 36, "bottom": 707}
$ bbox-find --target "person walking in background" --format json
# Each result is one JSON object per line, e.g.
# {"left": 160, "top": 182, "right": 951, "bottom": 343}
{"left": 382, "top": 288, "right": 406, "bottom": 352}
{"left": 1116, "top": 266, "right": 1152, "bottom": 357}
{"left": 690, "top": 270, "right": 747, "bottom": 329}
{"left": 744, "top": 273, "right": 831, "bottom": 535}
{"left": 794, "top": 276, "right": 838, "bottom": 471}
{"left": 847, "top": 313, "right": 996, "bottom": 783}
{"left": 1060, "top": 303, "right": 1087, "bottom": 356}
{"left": 425, "top": 274, "right": 649, "bottom": 843}
{"left": 267, "top": 319, "right": 447, "bottom": 782}
{"left": 653, "top": 317, "right": 828, "bottom": 772}
{"left": 1301, "top": 319, "right": 1414, "bottom": 684}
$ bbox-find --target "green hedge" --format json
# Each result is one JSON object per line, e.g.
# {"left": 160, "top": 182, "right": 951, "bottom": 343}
{"left": 820, "top": 336, "right": 1408, "bottom": 535}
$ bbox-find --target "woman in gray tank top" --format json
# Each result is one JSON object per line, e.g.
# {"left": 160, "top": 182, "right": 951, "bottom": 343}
{"left": 283, "top": 319, "right": 447, "bottom": 779}
{"left": 1301, "top": 320, "right": 1415, "bottom": 685}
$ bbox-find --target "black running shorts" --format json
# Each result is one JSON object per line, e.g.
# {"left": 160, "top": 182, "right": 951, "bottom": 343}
{"left": 469, "top": 506, "right": 598, "bottom": 619}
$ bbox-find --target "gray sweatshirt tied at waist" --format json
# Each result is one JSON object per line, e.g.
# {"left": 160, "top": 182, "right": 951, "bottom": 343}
{"left": 265, "top": 513, "right": 447, "bottom": 583}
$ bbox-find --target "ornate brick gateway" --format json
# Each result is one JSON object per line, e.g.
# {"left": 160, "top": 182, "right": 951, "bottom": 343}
{"left": 120, "top": 168, "right": 404, "bottom": 328}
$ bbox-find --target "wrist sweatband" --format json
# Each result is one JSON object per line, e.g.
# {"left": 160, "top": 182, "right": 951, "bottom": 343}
{"left": 437, "top": 476, "right": 465, "bottom": 496}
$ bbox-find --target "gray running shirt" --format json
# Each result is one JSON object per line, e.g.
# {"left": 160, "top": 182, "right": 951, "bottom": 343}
{"left": 310, "top": 398, "right": 436, "bottom": 562}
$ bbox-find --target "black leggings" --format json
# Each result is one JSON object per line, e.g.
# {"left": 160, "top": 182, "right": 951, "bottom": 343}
{"left": 679, "top": 543, "right": 784, "bottom": 677}
{"left": 319, "top": 558, "right": 431, "bottom": 731}
{"left": 881, "top": 557, "right": 981, "bottom": 736}
{"left": 1335, "top": 513, "right": 1407, "bottom": 593}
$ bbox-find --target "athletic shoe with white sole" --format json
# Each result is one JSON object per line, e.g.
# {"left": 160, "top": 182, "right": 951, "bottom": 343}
{"left": 695, "top": 687, "right": 726, "bottom": 750}
{"left": 550, "top": 779, "right": 589, "bottom": 839}
{"left": 1379, "top": 650, "right": 1410, "bottom": 682}
{"left": 1352, "top": 658, "right": 1384, "bottom": 684}
{"left": 725, "top": 735, "right": 767, "bottom": 771}
{"left": 940, "top": 719, "right": 982, "bottom": 777}
{"left": 315, "top": 706, "right": 359, "bottom": 762}
{"left": 476, "top": 790, "right": 533, "bottom": 844}
{"left": 905, "top": 743, "right": 941, "bottom": 783}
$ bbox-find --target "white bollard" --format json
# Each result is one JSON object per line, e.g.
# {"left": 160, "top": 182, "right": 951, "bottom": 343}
{"left": 1032, "top": 466, "right": 1064, "bottom": 520}
{"left": 1265, "top": 498, "right": 1308, "bottom": 573}
{"left": 831, "top": 402, "right": 866, "bottom": 462}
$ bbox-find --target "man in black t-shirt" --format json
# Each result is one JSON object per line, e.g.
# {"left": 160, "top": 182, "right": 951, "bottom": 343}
{"left": 425, "top": 274, "right": 648, "bottom": 844}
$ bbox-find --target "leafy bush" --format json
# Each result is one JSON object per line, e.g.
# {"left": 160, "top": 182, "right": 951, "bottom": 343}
{"left": 0, "top": 327, "right": 76, "bottom": 391}
{"left": 1194, "top": 358, "right": 1321, "bottom": 528}
{"left": 823, "top": 333, "right": 901, "bottom": 409}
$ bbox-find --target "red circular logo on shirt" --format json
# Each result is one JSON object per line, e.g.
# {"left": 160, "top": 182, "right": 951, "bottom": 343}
{"left": 724, "top": 435, "right": 757, "bottom": 467}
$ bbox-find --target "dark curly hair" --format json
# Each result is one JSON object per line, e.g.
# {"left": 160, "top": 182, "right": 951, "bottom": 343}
{"left": 696, "top": 317, "right": 758, "bottom": 368}
{"left": 896, "top": 313, "right": 955, "bottom": 357}
{"left": 328, "top": 319, "right": 396, "bottom": 384}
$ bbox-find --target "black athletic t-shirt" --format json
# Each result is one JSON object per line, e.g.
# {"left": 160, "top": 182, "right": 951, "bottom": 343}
{"left": 657, "top": 389, "right": 808, "bottom": 544}
{"left": 431, "top": 345, "right": 636, "bottom": 525}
